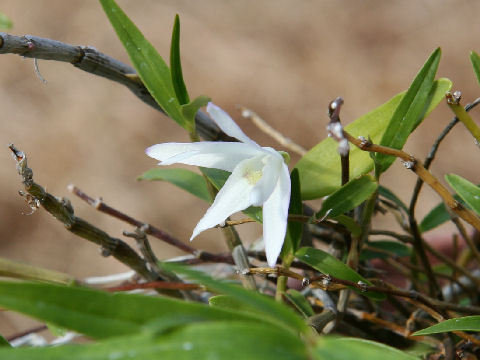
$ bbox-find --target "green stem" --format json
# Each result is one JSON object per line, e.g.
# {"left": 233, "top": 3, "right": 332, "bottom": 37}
{"left": 446, "top": 93, "right": 480, "bottom": 144}
{"left": 275, "top": 253, "right": 295, "bottom": 302}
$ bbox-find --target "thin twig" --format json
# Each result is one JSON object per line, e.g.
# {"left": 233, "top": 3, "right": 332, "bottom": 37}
{"left": 344, "top": 132, "right": 480, "bottom": 232}
{"left": 9, "top": 145, "right": 160, "bottom": 284}
{"left": 326, "top": 97, "right": 350, "bottom": 186}
{"left": 69, "top": 184, "right": 196, "bottom": 254}
{"left": 371, "top": 229, "right": 480, "bottom": 287}
{"left": 240, "top": 106, "right": 307, "bottom": 156}
{"left": 451, "top": 216, "right": 480, "bottom": 264}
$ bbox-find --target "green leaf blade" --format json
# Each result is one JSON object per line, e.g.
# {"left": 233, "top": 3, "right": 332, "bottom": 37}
{"left": 413, "top": 315, "right": 480, "bottom": 335}
{"left": 162, "top": 264, "right": 307, "bottom": 334}
{"left": 0, "top": 282, "right": 269, "bottom": 339}
{"left": 376, "top": 48, "right": 441, "bottom": 173}
{"left": 170, "top": 14, "right": 190, "bottom": 105}
{"left": 100, "top": 0, "right": 191, "bottom": 131}
{"left": 0, "top": 336, "right": 10, "bottom": 348}
{"left": 282, "top": 169, "right": 303, "bottom": 257}
{"left": 317, "top": 175, "right": 378, "bottom": 219}
{"left": 470, "top": 51, "right": 480, "bottom": 87}
{"left": 0, "top": 321, "right": 308, "bottom": 360}
{"left": 445, "top": 174, "right": 480, "bottom": 215}
{"left": 138, "top": 168, "right": 211, "bottom": 203}
{"left": 285, "top": 289, "right": 314, "bottom": 318}
{"left": 295, "top": 78, "right": 451, "bottom": 200}
{"left": 316, "top": 337, "right": 419, "bottom": 360}
{"left": 0, "top": 13, "right": 12, "bottom": 30}
{"left": 181, "top": 95, "right": 210, "bottom": 127}
{"left": 360, "top": 241, "right": 410, "bottom": 260}
{"left": 419, "top": 202, "right": 450, "bottom": 232}
{"left": 295, "top": 247, "right": 385, "bottom": 300}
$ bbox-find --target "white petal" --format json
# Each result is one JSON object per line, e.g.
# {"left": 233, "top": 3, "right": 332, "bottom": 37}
{"left": 191, "top": 157, "right": 261, "bottom": 239}
{"left": 146, "top": 142, "right": 261, "bottom": 172}
{"left": 262, "top": 163, "right": 291, "bottom": 267}
{"left": 207, "top": 103, "right": 260, "bottom": 147}
{"left": 249, "top": 153, "right": 283, "bottom": 206}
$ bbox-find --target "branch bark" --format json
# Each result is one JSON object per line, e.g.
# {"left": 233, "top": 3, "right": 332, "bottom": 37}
{"left": 8, "top": 144, "right": 174, "bottom": 286}
{"left": 0, "top": 32, "right": 233, "bottom": 142}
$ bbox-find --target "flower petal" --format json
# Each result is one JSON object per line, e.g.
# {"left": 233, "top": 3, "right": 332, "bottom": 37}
{"left": 190, "top": 157, "right": 262, "bottom": 239}
{"left": 207, "top": 103, "right": 259, "bottom": 147}
{"left": 146, "top": 142, "right": 261, "bottom": 171}
{"left": 249, "top": 152, "right": 283, "bottom": 206}
{"left": 262, "top": 163, "right": 291, "bottom": 267}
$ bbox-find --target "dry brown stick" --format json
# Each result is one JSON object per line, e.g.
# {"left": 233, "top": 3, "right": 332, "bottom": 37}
{"left": 0, "top": 32, "right": 229, "bottom": 142}
{"left": 345, "top": 130, "right": 480, "bottom": 298}
{"left": 9, "top": 144, "right": 159, "bottom": 283}
{"left": 68, "top": 185, "right": 234, "bottom": 264}
{"left": 308, "top": 273, "right": 480, "bottom": 315}
{"left": 69, "top": 185, "right": 196, "bottom": 254}
{"left": 345, "top": 132, "right": 480, "bottom": 231}
{"left": 372, "top": 229, "right": 480, "bottom": 287}
{"left": 240, "top": 106, "right": 307, "bottom": 156}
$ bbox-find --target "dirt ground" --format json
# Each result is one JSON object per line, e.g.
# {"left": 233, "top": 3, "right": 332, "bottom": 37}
{"left": 1, "top": 0, "right": 480, "bottom": 337}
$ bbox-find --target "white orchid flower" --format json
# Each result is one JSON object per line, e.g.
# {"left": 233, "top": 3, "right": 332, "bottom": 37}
{"left": 146, "top": 102, "right": 291, "bottom": 267}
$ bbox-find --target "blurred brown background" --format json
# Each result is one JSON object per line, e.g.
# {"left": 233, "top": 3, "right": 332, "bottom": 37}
{"left": 1, "top": 0, "right": 480, "bottom": 337}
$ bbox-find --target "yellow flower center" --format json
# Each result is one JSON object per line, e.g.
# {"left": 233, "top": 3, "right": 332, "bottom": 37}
{"left": 244, "top": 169, "right": 263, "bottom": 185}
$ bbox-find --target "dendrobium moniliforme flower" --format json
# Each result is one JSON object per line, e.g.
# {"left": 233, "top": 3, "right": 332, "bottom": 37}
{"left": 146, "top": 103, "right": 291, "bottom": 267}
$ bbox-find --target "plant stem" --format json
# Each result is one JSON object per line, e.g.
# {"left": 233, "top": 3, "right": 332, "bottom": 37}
{"left": 275, "top": 253, "right": 295, "bottom": 302}
{"left": 343, "top": 132, "right": 480, "bottom": 232}
{"left": 446, "top": 91, "right": 480, "bottom": 144}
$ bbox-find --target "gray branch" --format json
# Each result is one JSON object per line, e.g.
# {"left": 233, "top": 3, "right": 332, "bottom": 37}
{"left": 0, "top": 32, "right": 233, "bottom": 142}
{"left": 9, "top": 144, "right": 179, "bottom": 289}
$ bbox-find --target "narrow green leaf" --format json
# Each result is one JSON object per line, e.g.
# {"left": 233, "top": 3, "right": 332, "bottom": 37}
{"left": 419, "top": 202, "right": 450, "bottom": 232}
{"left": 295, "top": 78, "right": 451, "bottom": 199}
{"left": 0, "top": 13, "right": 12, "bottom": 30}
{"left": 282, "top": 169, "right": 303, "bottom": 257}
{"left": 445, "top": 174, "right": 480, "bottom": 215}
{"left": 413, "top": 315, "right": 480, "bottom": 335}
{"left": 0, "top": 322, "right": 308, "bottom": 360}
{"left": 181, "top": 95, "right": 210, "bottom": 127}
{"left": 376, "top": 48, "right": 441, "bottom": 174}
{"left": 419, "top": 190, "right": 473, "bottom": 232}
{"left": 378, "top": 185, "right": 408, "bottom": 212}
{"left": 0, "top": 282, "right": 268, "bottom": 339}
{"left": 0, "top": 335, "right": 10, "bottom": 347}
{"left": 317, "top": 175, "right": 378, "bottom": 219}
{"left": 137, "top": 168, "right": 211, "bottom": 203}
{"left": 285, "top": 289, "right": 314, "bottom": 318}
{"left": 470, "top": 51, "right": 480, "bottom": 87}
{"left": 162, "top": 263, "right": 307, "bottom": 334}
{"left": 316, "top": 337, "right": 418, "bottom": 360}
{"left": 360, "top": 241, "right": 410, "bottom": 260}
{"left": 334, "top": 215, "right": 362, "bottom": 237}
{"left": 208, "top": 295, "right": 258, "bottom": 314}
{"left": 170, "top": 14, "right": 189, "bottom": 105}
{"left": 295, "top": 247, "right": 385, "bottom": 300}
{"left": 201, "top": 167, "right": 263, "bottom": 222}
{"left": 99, "top": 0, "right": 192, "bottom": 132}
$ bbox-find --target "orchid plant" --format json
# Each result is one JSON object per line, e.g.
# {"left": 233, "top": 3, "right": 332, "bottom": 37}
{"left": 2, "top": 1, "right": 480, "bottom": 359}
